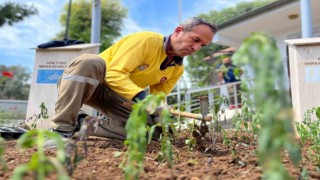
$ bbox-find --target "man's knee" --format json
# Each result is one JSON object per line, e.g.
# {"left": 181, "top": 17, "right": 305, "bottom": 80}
{"left": 67, "top": 54, "right": 106, "bottom": 75}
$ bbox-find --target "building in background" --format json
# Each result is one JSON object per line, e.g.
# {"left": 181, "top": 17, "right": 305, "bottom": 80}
{"left": 213, "top": 0, "right": 320, "bottom": 90}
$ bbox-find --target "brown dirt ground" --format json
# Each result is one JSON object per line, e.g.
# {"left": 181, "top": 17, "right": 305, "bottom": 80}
{"left": 1, "top": 129, "right": 320, "bottom": 180}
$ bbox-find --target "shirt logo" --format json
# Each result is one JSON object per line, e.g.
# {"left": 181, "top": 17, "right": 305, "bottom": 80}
{"left": 160, "top": 77, "right": 167, "bottom": 83}
{"left": 138, "top": 64, "right": 149, "bottom": 71}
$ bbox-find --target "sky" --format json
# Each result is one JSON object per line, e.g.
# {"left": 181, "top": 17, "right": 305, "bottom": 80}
{"left": 0, "top": 0, "right": 254, "bottom": 73}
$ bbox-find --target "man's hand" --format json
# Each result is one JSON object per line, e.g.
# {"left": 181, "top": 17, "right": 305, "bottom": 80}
{"left": 152, "top": 103, "right": 170, "bottom": 117}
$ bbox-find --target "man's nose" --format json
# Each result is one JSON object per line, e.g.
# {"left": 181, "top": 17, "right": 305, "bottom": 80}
{"left": 193, "top": 44, "right": 202, "bottom": 52}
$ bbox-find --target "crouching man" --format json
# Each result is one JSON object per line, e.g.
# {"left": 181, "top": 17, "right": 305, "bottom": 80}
{"left": 50, "top": 17, "right": 216, "bottom": 141}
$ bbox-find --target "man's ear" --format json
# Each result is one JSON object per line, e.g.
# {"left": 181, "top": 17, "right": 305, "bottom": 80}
{"left": 173, "top": 26, "right": 184, "bottom": 36}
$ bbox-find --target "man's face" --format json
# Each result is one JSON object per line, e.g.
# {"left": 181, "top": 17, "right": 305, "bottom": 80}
{"left": 171, "top": 24, "right": 214, "bottom": 57}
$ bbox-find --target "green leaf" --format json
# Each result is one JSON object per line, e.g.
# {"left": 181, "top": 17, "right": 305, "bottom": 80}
{"left": 148, "top": 124, "right": 160, "bottom": 144}
{"left": 300, "top": 167, "right": 309, "bottom": 180}
{"left": 11, "top": 164, "right": 29, "bottom": 180}
{"left": 16, "top": 129, "right": 38, "bottom": 149}
{"left": 114, "top": 151, "right": 123, "bottom": 158}
{"left": 315, "top": 107, "right": 320, "bottom": 119}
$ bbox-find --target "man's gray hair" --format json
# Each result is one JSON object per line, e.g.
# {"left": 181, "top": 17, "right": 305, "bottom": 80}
{"left": 180, "top": 17, "right": 217, "bottom": 34}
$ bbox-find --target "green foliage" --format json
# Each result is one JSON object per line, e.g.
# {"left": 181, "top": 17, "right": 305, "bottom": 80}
{"left": 208, "top": 95, "right": 228, "bottom": 145}
{"left": 0, "top": 2, "right": 37, "bottom": 27}
{"left": 12, "top": 129, "right": 69, "bottom": 180}
{"left": 0, "top": 110, "right": 25, "bottom": 122}
{"left": 26, "top": 102, "right": 49, "bottom": 129}
{"left": 185, "top": 121, "right": 198, "bottom": 151}
{"left": 0, "top": 137, "right": 7, "bottom": 172}
{"left": 297, "top": 107, "right": 320, "bottom": 167}
{"left": 150, "top": 109, "right": 175, "bottom": 167}
{"left": 221, "top": 128, "right": 231, "bottom": 146}
{"left": 233, "top": 32, "right": 301, "bottom": 179}
{"left": 38, "top": 102, "right": 49, "bottom": 120}
{"left": 56, "top": 0, "right": 127, "bottom": 51}
{"left": 0, "top": 65, "right": 30, "bottom": 100}
{"left": 199, "top": 0, "right": 276, "bottom": 25}
{"left": 64, "top": 138, "right": 85, "bottom": 176}
{"left": 300, "top": 167, "right": 309, "bottom": 180}
{"left": 232, "top": 84, "right": 261, "bottom": 137}
{"left": 186, "top": 0, "right": 276, "bottom": 87}
{"left": 124, "top": 94, "right": 165, "bottom": 180}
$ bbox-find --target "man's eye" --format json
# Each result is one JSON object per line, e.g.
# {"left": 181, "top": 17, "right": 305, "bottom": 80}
{"left": 194, "top": 38, "right": 200, "bottom": 42}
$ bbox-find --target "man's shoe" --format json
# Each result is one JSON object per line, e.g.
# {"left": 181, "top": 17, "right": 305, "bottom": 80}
{"left": 50, "top": 111, "right": 90, "bottom": 139}
{"left": 75, "top": 111, "right": 89, "bottom": 132}
{"left": 45, "top": 113, "right": 91, "bottom": 149}
{"left": 44, "top": 129, "right": 70, "bottom": 150}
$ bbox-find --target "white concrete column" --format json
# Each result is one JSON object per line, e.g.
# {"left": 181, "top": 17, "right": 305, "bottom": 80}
{"left": 300, "top": 0, "right": 313, "bottom": 38}
{"left": 91, "top": 0, "right": 101, "bottom": 43}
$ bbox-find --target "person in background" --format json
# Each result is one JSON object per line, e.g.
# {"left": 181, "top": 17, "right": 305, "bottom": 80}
{"left": 49, "top": 17, "right": 217, "bottom": 141}
{"left": 217, "top": 56, "right": 242, "bottom": 109}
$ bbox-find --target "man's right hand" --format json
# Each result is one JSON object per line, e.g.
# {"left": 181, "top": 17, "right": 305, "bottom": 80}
{"left": 152, "top": 103, "right": 170, "bottom": 117}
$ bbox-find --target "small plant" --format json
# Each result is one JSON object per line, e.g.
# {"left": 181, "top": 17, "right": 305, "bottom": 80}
{"left": 299, "top": 167, "right": 310, "bottom": 180}
{"left": 38, "top": 102, "right": 49, "bottom": 119}
{"left": 12, "top": 129, "right": 69, "bottom": 180}
{"left": 0, "top": 137, "right": 7, "bottom": 171}
{"left": 124, "top": 93, "right": 165, "bottom": 180}
{"left": 233, "top": 32, "right": 301, "bottom": 179}
{"left": 297, "top": 107, "right": 320, "bottom": 167}
{"left": 221, "top": 129, "right": 231, "bottom": 146}
{"left": 26, "top": 102, "right": 49, "bottom": 129}
{"left": 185, "top": 121, "right": 198, "bottom": 152}
{"left": 64, "top": 140, "right": 82, "bottom": 176}
{"left": 208, "top": 95, "right": 228, "bottom": 145}
{"left": 148, "top": 109, "right": 175, "bottom": 167}
{"left": 232, "top": 90, "right": 261, "bottom": 138}
{"left": 64, "top": 116, "right": 102, "bottom": 175}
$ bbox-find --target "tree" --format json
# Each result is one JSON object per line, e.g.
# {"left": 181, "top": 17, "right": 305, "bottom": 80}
{"left": 55, "top": 0, "right": 127, "bottom": 51}
{"left": 0, "top": 65, "right": 30, "bottom": 100}
{"left": 0, "top": 2, "right": 37, "bottom": 27}
{"left": 186, "top": 0, "right": 276, "bottom": 87}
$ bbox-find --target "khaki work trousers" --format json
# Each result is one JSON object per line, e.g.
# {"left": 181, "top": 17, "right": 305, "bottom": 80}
{"left": 50, "top": 54, "right": 161, "bottom": 140}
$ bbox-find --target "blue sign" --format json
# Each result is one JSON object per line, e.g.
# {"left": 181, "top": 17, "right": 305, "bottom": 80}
{"left": 305, "top": 66, "right": 320, "bottom": 83}
{"left": 37, "top": 69, "right": 64, "bottom": 84}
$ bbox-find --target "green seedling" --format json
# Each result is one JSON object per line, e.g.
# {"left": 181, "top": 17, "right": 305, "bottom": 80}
{"left": 26, "top": 102, "right": 49, "bottom": 129}
{"left": 149, "top": 109, "right": 175, "bottom": 168}
{"left": 124, "top": 93, "right": 165, "bottom": 180}
{"left": 12, "top": 129, "right": 69, "bottom": 180}
{"left": 208, "top": 95, "right": 228, "bottom": 145}
{"left": 299, "top": 167, "right": 309, "bottom": 180}
{"left": 221, "top": 129, "right": 231, "bottom": 146}
{"left": 38, "top": 102, "right": 49, "bottom": 119}
{"left": 0, "top": 137, "right": 7, "bottom": 171}
{"left": 297, "top": 107, "right": 320, "bottom": 167}
{"left": 232, "top": 90, "right": 261, "bottom": 138}
{"left": 233, "top": 32, "right": 301, "bottom": 179}
{"left": 172, "top": 104, "right": 186, "bottom": 133}
{"left": 64, "top": 116, "right": 102, "bottom": 176}
{"left": 185, "top": 120, "right": 198, "bottom": 152}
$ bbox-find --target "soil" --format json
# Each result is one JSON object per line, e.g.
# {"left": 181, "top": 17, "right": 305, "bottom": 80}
{"left": 1, "top": 127, "right": 320, "bottom": 180}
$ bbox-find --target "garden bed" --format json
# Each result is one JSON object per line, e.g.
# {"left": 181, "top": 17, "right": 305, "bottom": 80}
{"left": 1, "top": 129, "right": 319, "bottom": 180}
